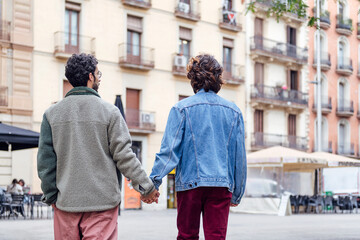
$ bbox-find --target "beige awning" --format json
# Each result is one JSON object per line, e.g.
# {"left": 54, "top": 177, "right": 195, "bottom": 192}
{"left": 248, "top": 146, "right": 327, "bottom": 171}
{"left": 311, "top": 152, "right": 360, "bottom": 168}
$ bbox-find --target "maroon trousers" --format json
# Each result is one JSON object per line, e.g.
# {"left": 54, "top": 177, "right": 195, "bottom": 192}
{"left": 176, "top": 187, "right": 232, "bottom": 240}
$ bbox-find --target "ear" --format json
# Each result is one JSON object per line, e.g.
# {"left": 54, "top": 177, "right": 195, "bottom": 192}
{"left": 89, "top": 72, "right": 94, "bottom": 82}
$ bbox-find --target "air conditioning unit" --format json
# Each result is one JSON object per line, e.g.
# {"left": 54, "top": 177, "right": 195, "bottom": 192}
{"left": 174, "top": 55, "right": 187, "bottom": 67}
{"left": 178, "top": 2, "right": 190, "bottom": 13}
{"left": 141, "top": 112, "right": 154, "bottom": 124}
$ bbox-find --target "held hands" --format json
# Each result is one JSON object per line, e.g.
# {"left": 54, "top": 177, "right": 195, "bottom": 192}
{"left": 141, "top": 189, "right": 160, "bottom": 204}
{"left": 230, "top": 203, "right": 238, "bottom": 207}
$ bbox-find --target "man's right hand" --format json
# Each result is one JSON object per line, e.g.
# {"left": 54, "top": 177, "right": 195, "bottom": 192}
{"left": 141, "top": 189, "right": 160, "bottom": 204}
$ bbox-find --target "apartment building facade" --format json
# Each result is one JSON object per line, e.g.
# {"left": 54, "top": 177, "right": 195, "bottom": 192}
{"left": 0, "top": 0, "right": 34, "bottom": 188}
{"left": 31, "top": 0, "right": 246, "bottom": 210}
{"left": 245, "top": 0, "right": 309, "bottom": 152}
{"left": 308, "top": 0, "right": 360, "bottom": 157}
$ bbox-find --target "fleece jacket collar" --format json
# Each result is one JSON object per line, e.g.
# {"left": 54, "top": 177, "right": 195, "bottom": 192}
{"left": 65, "top": 86, "right": 100, "bottom": 98}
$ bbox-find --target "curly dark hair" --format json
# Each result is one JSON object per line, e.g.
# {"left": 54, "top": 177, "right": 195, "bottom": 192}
{"left": 187, "top": 54, "right": 223, "bottom": 94}
{"left": 65, "top": 53, "right": 98, "bottom": 87}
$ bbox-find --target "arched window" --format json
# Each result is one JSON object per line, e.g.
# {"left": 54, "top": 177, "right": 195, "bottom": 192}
{"left": 314, "top": 73, "right": 328, "bottom": 105}
{"left": 338, "top": 119, "right": 350, "bottom": 154}
{"left": 314, "top": 30, "right": 328, "bottom": 60}
{"left": 338, "top": 37, "right": 350, "bottom": 69}
{"left": 338, "top": 78, "right": 349, "bottom": 110}
{"left": 314, "top": 117, "right": 328, "bottom": 151}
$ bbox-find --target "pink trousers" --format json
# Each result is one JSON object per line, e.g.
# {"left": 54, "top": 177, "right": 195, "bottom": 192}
{"left": 53, "top": 205, "right": 118, "bottom": 240}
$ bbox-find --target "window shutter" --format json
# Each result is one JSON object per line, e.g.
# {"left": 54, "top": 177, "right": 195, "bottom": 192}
{"left": 65, "top": 2, "right": 81, "bottom": 11}
{"left": 127, "top": 15, "right": 143, "bottom": 33}
{"left": 223, "top": 38, "right": 234, "bottom": 48}
{"left": 179, "top": 27, "right": 192, "bottom": 41}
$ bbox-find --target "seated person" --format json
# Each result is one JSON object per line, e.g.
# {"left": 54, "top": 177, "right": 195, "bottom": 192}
{"left": 6, "top": 178, "right": 23, "bottom": 195}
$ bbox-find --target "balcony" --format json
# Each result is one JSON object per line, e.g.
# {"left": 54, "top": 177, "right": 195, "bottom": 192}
{"left": 336, "top": 15, "right": 352, "bottom": 36}
{"left": 172, "top": 54, "right": 190, "bottom": 77}
{"left": 312, "top": 97, "right": 332, "bottom": 114}
{"left": 0, "top": 86, "right": 8, "bottom": 107}
{"left": 312, "top": 8, "right": 330, "bottom": 29}
{"left": 251, "top": 132, "right": 307, "bottom": 151}
{"left": 54, "top": 31, "right": 96, "bottom": 59}
{"left": 126, "top": 109, "right": 156, "bottom": 133}
{"left": 313, "top": 141, "right": 333, "bottom": 153}
{"left": 336, "top": 99, "right": 354, "bottom": 117}
{"left": 336, "top": 143, "right": 355, "bottom": 157}
{"left": 0, "top": 21, "right": 11, "bottom": 42}
{"left": 312, "top": 52, "right": 331, "bottom": 71}
{"left": 250, "top": 36, "right": 308, "bottom": 66}
{"left": 218, "top": 8, "right": 241, "bottom": 32}
{"left": 121, "top": 0, "right": 151, "bottom": 9}
{"left": 118, "top": 43, "right": 154, "bottom": 71}
{"left": 252, "top": 0, "right": 306, "bottom": 25}
{"left": 336, "top": 58, "right": 353, "bottom": 76}
{"left": 222, "top": 63, "right": 244, "bottom": 85}
{"left": 250, "top": 84, "right": 308, "bottom": 109}
{"left": 174, "top": 1, "right": 200, "bottom": 22}
{"left": 357, "top": 23, "right": 360, "bottom": 39}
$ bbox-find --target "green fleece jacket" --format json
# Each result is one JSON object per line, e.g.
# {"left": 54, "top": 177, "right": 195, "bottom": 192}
{"left": 37, "top": 87, "right": 154, "bottom": 212}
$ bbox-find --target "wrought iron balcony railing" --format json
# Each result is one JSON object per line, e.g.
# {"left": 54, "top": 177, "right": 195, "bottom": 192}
{"left": 252, "top": 132, "right": 307, "bottom": 151}
{"left": 126, "top": 108, "right": 156, "bottom": 132}
{"left": 337, "top": 142, "right": 355, "bottom": 156}
{"left": 336, "top": 14, "right": 352, "bottom": 31}
{"left": 336, "top": 57, "right": 353, "bottom": 74}
{"left": 172, "top": 53, "right": 191, "bottom": 76}
{"left": 312, "top": 97, "right": 332, "bottom": 112}
{"left": 118, "top": 43, "right": 155, "bottom": 70}
{"left": 219, "top": 8, "right": 241, "bottom": 32}
{"left": 312, "top": 8, "right": 330, "bottom": 25}
{"left": 313, "top": 141, "right": 333, "bottom": 153}
{"left": 54, "top": 31, "right": 96, "bottom": 57}
{"left": 250, "top": 36, "right": 308, "bottom": 63}
{"left": 0, "top": 86, "right": 8, "bottom": 107}
{"left": 313, "top": 52, "right": 331, "bottom": 68}
{"left": 251, "top": 84, "right": 308, "bottom": 105}
{"left": 222, "top": 63, "right": 244, "bottom": 85}
{"left": 0, "top": 21, "right": 11, "bottom": 41}
{"left": 175, "top": 0, "right": 200, "bottom": 21}
{"left": 336, "top": 99, "right": 354, "bottom": 116}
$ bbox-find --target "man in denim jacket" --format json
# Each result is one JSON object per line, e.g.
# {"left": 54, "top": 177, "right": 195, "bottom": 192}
{"left": 149, "top": 54, "right": 247, "bottom": 240}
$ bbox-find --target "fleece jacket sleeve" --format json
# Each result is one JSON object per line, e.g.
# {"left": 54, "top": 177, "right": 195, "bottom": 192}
{"left": 37, "top": 113, "right": 58, "bottom": 205}
{"left": 108, "top": 109, "right": 155, "bottom": 196}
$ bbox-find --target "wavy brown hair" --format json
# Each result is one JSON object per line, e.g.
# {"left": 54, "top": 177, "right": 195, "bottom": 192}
{"left": 187, "top": 54, "right": 224, "bottom": 94}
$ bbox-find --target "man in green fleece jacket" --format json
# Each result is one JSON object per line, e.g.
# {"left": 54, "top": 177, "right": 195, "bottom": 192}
{"left": 37, "top": 53, "right": 159, "bottom": 240}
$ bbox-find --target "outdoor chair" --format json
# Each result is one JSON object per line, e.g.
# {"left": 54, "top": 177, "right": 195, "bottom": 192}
{"left": 10, "top": 194, "right": 26, "bottom": 219}
{"left": 323, "top": 196, "right": 334, "bottom": 213}
{"left": 296, "top": 195, "right": 309, "bottom": 213}
{"left": 336, "top": 196, "right": 353, "bottom": 213}
{"left": 307, "top": 195, "right": 324, "bottom": 214}
{"left": 31, "top": 194, "right": 52, "bottom": 219}
{"left": 0, "top": 193, "right": 14, "bottom": 219}
{"left": 290, "top": 195, "right": 298, "bottom": 213}
{"left": 350, "top": 196, "right": 358, "bottom": 213}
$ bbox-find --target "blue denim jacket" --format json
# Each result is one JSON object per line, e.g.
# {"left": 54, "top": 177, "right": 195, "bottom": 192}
{"left": 150, "top": 89, "right": 247, "bottom": 204}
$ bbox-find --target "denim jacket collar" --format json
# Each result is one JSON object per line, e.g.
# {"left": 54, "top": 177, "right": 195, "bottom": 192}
{"left": 197, "top": 89, "right": 215, "bottom": 94}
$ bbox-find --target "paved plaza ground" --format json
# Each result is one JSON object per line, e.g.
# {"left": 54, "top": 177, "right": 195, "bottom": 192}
{"left": 0, "top": 209, "right": 359, "bottom": 240}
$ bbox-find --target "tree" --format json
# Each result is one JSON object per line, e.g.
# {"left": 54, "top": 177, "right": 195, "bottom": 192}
{"left": 246, "top": 0, "right": 320, "bottom": 27}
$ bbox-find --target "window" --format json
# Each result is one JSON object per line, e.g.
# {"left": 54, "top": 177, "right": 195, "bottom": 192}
{"left": 338, "top": 41, "right": 345, "bottom": 66}
{"left": 287, "top": 26, "right": 297, "bottom": 57}
{"left": 63, "top": 80, "right": 73, "bottom": 98}
{"left": 179, "top": 27, "right": 191, "bottom": 60}
{"left": 254, "top": 110, "right": 264, "bottom": 145}
{"left": 65, "top": 2, "right": 80, "bottom": 53}
{"left": 288, "top": 114, "right": 296, "bottom": 148}
{"left": 223, "top": 38, "right": 233, "bottom": 75}
{"left": 126, "top": 88, "right": 140, "bottom": 128}
{"left": 179, "top": 95, "right": 189, "bottom": 101}
{"left": 289, "top": 70, "right": 298, "bottom": 91}
{"left": 127, "top": 15, "right": 142, "bottom": 64}
{"left": 254, "top": 62, "right": 264, "bottom": 85}
{"left": 223, "top": 0, "right": 232, "bottom": 10}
